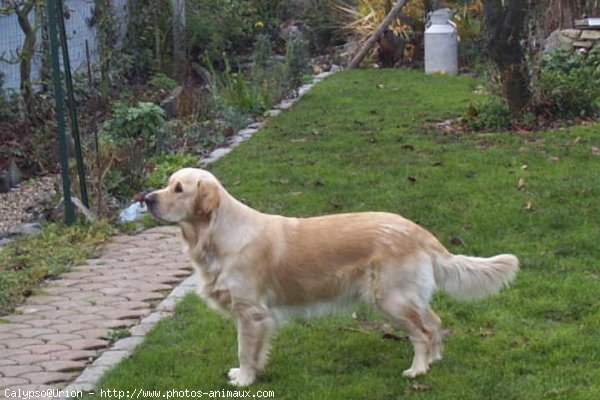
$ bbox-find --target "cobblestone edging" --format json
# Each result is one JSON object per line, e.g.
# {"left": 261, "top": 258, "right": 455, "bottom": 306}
{"left": 0, "top": 68, "right": 341, "bottom": 400}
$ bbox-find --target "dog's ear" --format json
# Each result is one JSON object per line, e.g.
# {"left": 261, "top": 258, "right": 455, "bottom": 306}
{"left": 196, "top": 180, "right": 220, "bottom": 216}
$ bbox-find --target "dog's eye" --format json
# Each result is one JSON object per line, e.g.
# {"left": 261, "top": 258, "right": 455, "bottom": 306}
{"left": 174, "top": 183, "right": 183, "bottom": 193}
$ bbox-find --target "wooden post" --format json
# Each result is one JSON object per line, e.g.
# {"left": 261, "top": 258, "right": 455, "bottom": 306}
{"left": 349, "top": 0, "right": 411, "bottom": 69}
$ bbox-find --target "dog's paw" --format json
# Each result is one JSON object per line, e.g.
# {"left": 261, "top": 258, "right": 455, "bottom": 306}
{"left": 228, "top": 368, "right": 240, "bottom": 380}
{"left": 228, "top": 367, "right": 255, "bottom": 387}
{"left": 402, "top": 367, "right": 429, "bottom": 378}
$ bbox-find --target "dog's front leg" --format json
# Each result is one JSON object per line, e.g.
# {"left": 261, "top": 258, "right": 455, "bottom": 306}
{"left": 228, "top": 304, "right": 274, "bottom": 387}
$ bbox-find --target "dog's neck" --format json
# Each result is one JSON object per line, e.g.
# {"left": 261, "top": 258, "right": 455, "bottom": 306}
{"left": 179, "top": 188, "right": 262, "bottom": 264}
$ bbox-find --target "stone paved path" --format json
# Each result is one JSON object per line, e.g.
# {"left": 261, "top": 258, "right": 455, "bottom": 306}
{"left": 0, "top": 226, "right": 192, "bottom": 399}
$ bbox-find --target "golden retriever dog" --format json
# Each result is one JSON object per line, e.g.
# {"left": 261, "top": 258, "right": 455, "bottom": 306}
{"left": 145, "top": 168, "right": 518, "bottom": 387}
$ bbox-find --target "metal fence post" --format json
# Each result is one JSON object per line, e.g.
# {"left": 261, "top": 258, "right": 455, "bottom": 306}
{"left": 46, "top": 0, "right": 75, "bottom": 224}
{"left": 56, "top": 0, "right": 89, "bottom": 209}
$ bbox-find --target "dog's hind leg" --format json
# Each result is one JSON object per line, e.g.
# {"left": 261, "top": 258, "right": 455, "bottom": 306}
{"left": 376, "top": 291, "right": 433, "bottom": 378}
{"left": 228, "top": 303, "right": 275, "bottom": 387}
{"left": 424, "top": 307, "right": 443, "bottom": 364}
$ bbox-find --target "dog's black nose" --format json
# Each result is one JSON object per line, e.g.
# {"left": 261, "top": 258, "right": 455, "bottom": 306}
{"left": 144, "top": 193, "right": 157, "bottom": 207}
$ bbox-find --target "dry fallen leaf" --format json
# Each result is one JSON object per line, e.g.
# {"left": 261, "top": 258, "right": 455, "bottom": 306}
{"left": 450, "top": 236, "right": 467, "bottom": 247}
{"left": 8, "top": 263, "right": 25, "bottom": 271}
{"left": 224, "top": 127, "right": 235, "bottom": 137}
{"left": 592, "top": 146, "right": 600, "bottom": 156}
{"left": 479, "top": 328, "right": 495, "bottom": 337}
{"left": 377, "top": 84, "right": 385, "bottom": 89}
{"left": 523, "top": 202, "right": 535, "bottom": 212}
{"left": 548, "top": 156, "right": 560, "bottom": 163}
{"left": 517, "top": 178, "right": 526, "bottom": 190}
{"left": 521, "top": 164, "right": 528, "bottom": 170}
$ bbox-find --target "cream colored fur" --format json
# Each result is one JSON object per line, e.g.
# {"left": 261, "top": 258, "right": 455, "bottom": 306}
{"left": 145, "top": 168, "right": 519, "bottom": 387}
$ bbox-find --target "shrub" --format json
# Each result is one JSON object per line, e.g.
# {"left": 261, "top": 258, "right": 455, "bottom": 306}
{"left": 204, "top": 50, "right": 271, "bottom": 117}
{"left": 253, "top": 33, "right": 291, "bottom": 105}
{"left": 101, "top": 101, "right": 166, "bottom": 153}
{"left": 539, "top": 49, "right": 600, "bottom": 119}
{"left": 186, "top": 0, "right": 254, "bottom": 63}
{"left": 223, "top": 70, "right": 269, "bottom": 114}
{"left": 253, "top": 33, "right": 273, "bottom": 76}
{"left": 464, "top": 97, "right": 511, "bottom": 131}
{"left": 293, "top": 0, "right": 340, "bottom": 53}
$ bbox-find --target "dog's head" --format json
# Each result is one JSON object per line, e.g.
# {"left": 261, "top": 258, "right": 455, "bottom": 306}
{"left": 145, "top": 168, "right": 220, "bottom": 224}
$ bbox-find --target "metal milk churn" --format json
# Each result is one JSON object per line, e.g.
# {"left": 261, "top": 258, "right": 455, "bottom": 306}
{"left": 424, "top": 8, "right": 458, "bottom": 75}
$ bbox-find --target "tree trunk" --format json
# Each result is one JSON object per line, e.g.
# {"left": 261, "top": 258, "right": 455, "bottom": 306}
{"left": 484, "top": 0, "right": 530, "bottom": 115}
{"left": 559, "top": 0, "right": 574, "bottom": 28}
{"left": 16, "top": 0, "right": 38, "bottom": 123}
{"left": 171, "top": 0, "right": 187, "bottom": 80}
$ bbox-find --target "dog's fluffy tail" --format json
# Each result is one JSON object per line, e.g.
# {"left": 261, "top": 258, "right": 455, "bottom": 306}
{"left": 432, "top": 253, "right": 519, "bottom": 300}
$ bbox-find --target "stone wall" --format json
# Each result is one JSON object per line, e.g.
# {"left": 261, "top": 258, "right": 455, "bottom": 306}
{"left": 545, "top": 29, "right": 600, "bottom": 52}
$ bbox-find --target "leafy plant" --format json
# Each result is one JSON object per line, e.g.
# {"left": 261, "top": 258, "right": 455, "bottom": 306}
{"left": 463, "top": 97, "right": 511, "bottom": 130}
{"left": 96, "top": 102, "right": 166, "bottom": 199}
{"left": 205, "top": 54, "right": 269, "bottom": 117}
{"left": 104, "top": 328, "right": 132, "bottom": 343}
{"left": 149, "top": 73, "right": 178, "bottom": 92}
{"left": 538, "top": 48, "right": 600, "bottom": 119}
{"left": 101, "top": 101, "right": 166, "bottom": 150}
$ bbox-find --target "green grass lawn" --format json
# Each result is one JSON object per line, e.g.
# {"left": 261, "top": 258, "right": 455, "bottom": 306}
{"left": 89, "top": 70, "right": 600, "bottom": 399}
